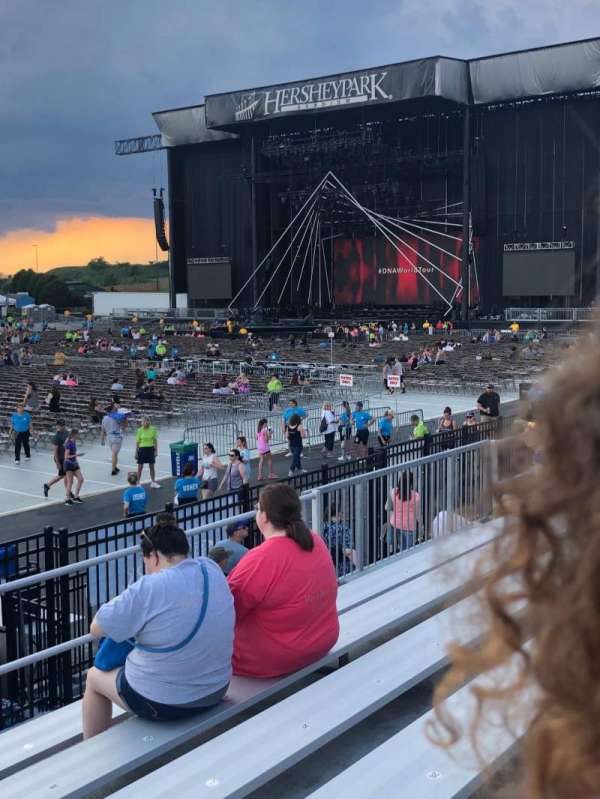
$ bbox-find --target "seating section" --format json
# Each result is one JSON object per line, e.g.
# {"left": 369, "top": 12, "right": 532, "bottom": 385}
{"left": 0, "top": 521, "right": 507, "bottom": 799}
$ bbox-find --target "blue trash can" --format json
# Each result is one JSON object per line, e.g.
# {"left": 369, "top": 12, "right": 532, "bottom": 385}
{"left": 169, "top": 441, "right": 198, "bottom": 477}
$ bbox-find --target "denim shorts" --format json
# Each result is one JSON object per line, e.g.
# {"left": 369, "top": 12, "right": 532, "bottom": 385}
{"left": 116, "top": 668, "right": 228, "bottom": 721}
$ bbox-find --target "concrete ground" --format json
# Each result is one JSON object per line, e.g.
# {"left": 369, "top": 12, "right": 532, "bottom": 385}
{"left": 0, "top": 388, "right": 516, "bottom": 541}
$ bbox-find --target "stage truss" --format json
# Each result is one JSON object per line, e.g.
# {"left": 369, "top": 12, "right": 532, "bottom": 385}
{"left": 229, "top": 171, "right": 477, "bottom": 314}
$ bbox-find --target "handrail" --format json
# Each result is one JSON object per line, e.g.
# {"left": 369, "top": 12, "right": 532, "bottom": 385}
{"left": 0, "top": 509, "right": 256, "bottom": 595}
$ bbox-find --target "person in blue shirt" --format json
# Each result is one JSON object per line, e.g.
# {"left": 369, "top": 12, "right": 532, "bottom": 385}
{"left": 337, "top": 400, "right": 353, "bottom": 461}
{"left": 11, "top": 404, "right": 33, "bottom": 463}
{"left": 174, "top": 462, "right": 201, "bottom": 506}
{"left": 123, "top": 472, "right": 148, "bottom": 517}
{"left": 351, "top": 402, "right": 374, "bottom": 458}
{"left": 377, "top": 410, "right": 395, "bottom": 447}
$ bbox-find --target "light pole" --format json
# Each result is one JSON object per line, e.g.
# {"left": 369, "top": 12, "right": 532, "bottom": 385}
{"left": 33, "top": 244, "right": 39, "bottom": 272}
{"left": 328, "top": 331, "right": 335, "bottom": 366}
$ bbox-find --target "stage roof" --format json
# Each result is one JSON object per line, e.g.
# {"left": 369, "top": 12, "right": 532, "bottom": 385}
{"left": 153, "top": 38, "right": 600, "bottom": 146}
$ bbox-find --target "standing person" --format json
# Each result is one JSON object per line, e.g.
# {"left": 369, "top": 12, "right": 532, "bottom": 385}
{"left": 266, "top": 374, "right": 283, "bottom": 412}
{"left": 256, "top": 419, "right": 277, "bottom": 481}
{"left": 213, "top": 521, "right": 250, "bottom": 575}
{"left": 337, "top": 400, "right": 353, "bottom": 461}
{"left": 282, "top": 399, "right": 307, "bottom": 456}
{"left": 320, "top": 403, "right": 338, "bottom": 458}
{"left": 199, "top": 442, "right": 223, "bottom": 499}
{"left": 351, "top": 402, "right": 374, "bottom": 459}
{"left": 218, "top": 449, "right": 247, "bottom": 494}
{"left": 391, "top": 357, "right": 405, "bottom": 394}
{"left": 286, "top": 413, "right": 306, "bottom": 477}
{"left": 135, "top": 417, "right": 160, "bottom": 488}
{"left": 410, "top": 414, "right": 430, "bottom": 440}
{"left": 227, "top": 484, "right": 339, "bottom": 678}
{"left": 386, "top": 472, "right": 420, "bottom": 553}
{"left": 11, "top": 404, "right": 33, "bottom": 464}
{"left": 477, "top": 383, "right": 501, "bottom": 422}
{"left": 236, "top": 436, "right": 252, "bottom": 483}
{"left": 63, "top": 429, "right": 84, "bottom": 505}
{"left": 23, "top": 381, "right": 40, "bottom": 412}
{"left": 122, "top": 473, "right": 148, "bottom": 517}
{"left": 100, "top": 403, "right": 126, "bottom": 475}
{"left": 174, "top": 462, "right": 201, "bottom": 506}
{"left": 382, "top": 359, "right": 393, "bottom": 394}
{"left": 43, "top": 419, "right": 68, "bottom": 497}
{"left": 377, "top": 409, "right": 395, "bottom": 447}
{"left": 437, "top": 406, "right": 458, "bottom": 433}
{"left": 46, "top": 386, "right": 61, "bottom": 414}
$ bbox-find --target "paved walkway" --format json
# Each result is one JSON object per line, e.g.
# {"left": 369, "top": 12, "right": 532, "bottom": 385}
{"left": 0, "top": 389, "right": 516, "bottom": 541}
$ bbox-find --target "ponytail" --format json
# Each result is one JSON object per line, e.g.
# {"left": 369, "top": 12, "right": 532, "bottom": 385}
{"left": 258, "top": 483, "right": 314, "bottom": 552}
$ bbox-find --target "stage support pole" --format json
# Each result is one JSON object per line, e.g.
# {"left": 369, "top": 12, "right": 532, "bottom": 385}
{"left": 461, "top": 103, "right": 471, "bottom": 321}
{"left": 166, "top": 149, "right": 176, "bottom": 310}
{"left": 250, "top": 136, "right": 258, "bottom": 308}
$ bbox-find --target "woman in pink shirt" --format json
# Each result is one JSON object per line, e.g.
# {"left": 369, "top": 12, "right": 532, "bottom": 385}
{"left": 256, "top": 418, "right": 276, "bottom": 481}
{"left": 387, "top": 471, "right": 420, "bottom": 553}
{"left": 227, "top": 484, "right": 339, "bottom": 678}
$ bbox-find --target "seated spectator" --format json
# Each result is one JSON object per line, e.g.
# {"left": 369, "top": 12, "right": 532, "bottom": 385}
{"left": 53, "top": 350, "right": 66, "bottom": 366}
{"left": 237, "top": 373, "right": 250, "bottom": 394}
{"left": 174, "top": 462, "right": 201, "bottom": 505}
{"left": 208, "top": 546, "right": 230, "bottom": 572}
{"left": 213, "top": 520, "right": 250, "bottom": 575}
{"left": 227, "top": 484, "right": 339, "bottom": 678}
{"left": 122, "top": 472, "right": 148, "bottom": 517}
{"left": 111, "top": 378, "right": 124, "bottom": 393}
{"left": 82, "top": 515, "right": 234, "bottom": 739}
{"left": 322, "top": 504, "right": 357, "bottom": 577}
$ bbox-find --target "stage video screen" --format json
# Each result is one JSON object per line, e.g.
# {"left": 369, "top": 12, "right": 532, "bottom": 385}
{"left": 502, "top": 250, "right": 575, "bottom": 296}
{"left": 334, "top": 234, "right": 470, "bottom": 306}
{"left": 187, "top": 261, "right": 232, "bottom": 300}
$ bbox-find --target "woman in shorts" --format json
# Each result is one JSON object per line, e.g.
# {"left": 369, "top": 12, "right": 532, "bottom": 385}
{"left": 256, "top": 418, "right": 277, "bottom": 481}
{"left": 64, "top": 429, "right": 84, "bottom": 505}
{"left": 200, "top": 442, "right": 223, "bottom": 499}
{"left": 337, "top": 401, "right": 352, "bottom": 461}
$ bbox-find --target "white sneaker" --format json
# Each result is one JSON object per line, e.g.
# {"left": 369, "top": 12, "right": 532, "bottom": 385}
{"left": 284, "top": 451, "right": 292, "bottom": 457}
{"left": 337, "top": 455, "right": 345, "bottom": 461}
{"left": 14, "top": 459, "right": 19, "bottom": 464}
{"left": 150, "top": 481, "right": 160, "bottom": 488}
{"left": 288, "top": 470, "right": 295, "bottom": 478}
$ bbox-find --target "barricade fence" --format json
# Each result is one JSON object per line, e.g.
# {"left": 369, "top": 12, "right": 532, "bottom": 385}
{"left": 183, "top": 404, "right": 424, "bottom": 456}
{"left": 0, "top": 417, "right": 514, "bottom": 729}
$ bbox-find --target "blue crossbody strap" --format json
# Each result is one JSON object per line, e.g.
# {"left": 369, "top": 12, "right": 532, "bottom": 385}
{"left": 136, "top": 560, "right": 210, "bottom": 654}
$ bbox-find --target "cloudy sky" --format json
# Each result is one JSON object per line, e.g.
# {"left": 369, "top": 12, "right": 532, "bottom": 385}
{"left": 1, "top": 0, "right": 598, "bottom": 272}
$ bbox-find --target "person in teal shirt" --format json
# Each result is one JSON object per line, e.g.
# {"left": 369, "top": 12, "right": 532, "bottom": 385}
{"left": 122, "top": 473, "right": 148, "bottom": 517}
{"left": 175, "top": 462, "right": 201, "bottom": 505}
{"left": 351, "top": 402, "right": 374, "bottom": 457}
{"left": 377, "top": 410, "right": 394, "bottom": 447}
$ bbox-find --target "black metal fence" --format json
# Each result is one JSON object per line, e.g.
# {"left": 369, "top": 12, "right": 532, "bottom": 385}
{"left": 0, "top": 417, "right": 513, "bottom": 729}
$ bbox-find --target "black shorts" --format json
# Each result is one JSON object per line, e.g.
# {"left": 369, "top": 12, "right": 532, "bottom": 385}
{"left": 355, "top": 428, "right": 369, "bottom": 445}
{"left": 116, "top": 668, "right": 228, "bottom": 722}
{"left": 137, "top": 446, "right": 156, "bottom": 465}
{"left": 177, "top": 496, "right": 197, "bottom": 506}
{"left": 56, "top": 459, "right": 65, "bottom": 477}
{"left": 378, "top": 434, "right": 391, "bottom": 444}
{"left": 64, "top": 461, "right": 79, "bottom": 472}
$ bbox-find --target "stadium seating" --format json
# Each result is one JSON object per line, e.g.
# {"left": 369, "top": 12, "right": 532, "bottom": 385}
{"left": 0, "top": 520, "right": 502, "bottom": 798}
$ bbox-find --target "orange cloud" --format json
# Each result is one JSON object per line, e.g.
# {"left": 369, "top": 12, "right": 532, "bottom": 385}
{"left": 0, "top": 216, "right": 160, "bottom": 274}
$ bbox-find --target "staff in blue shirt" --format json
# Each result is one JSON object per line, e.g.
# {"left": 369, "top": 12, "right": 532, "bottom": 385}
{"left": 11, "top": 404, "right": 33, "bottom": 464}
{"left": 174, "top": 462, "right": 201, "bottom": 506}
{"left": 351, "top": 402, "right": 374, "bottom": 457}
{"left": 377, "top": 410, "right": 395, "bottom": 447}
{"left": 123, "top": 472, "right": 148, "bottom": 517}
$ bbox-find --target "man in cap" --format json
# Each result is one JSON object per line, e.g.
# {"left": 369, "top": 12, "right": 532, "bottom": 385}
{"left": 213, "top": 521, "right": 250, "bottom": 575}
{"left": 476, "top": 384, "right": 501, "bottom": 422}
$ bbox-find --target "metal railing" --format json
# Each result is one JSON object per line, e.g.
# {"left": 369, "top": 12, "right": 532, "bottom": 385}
{"left": 505, "top": 307, "right": 593, "bottom": 322}
{"left": 183, "top": 404, "right": 424, "bottom": 456}
{"left": 0, "top": 418, "right": 511, "bottom": 729}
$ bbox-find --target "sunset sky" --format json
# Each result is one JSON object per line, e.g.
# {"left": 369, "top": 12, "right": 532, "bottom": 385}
{"left": 2, "top": 0, "right": 597, "bottom": 275}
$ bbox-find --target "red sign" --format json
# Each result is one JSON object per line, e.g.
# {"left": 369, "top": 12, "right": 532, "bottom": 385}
{"left": 339, "top": 374, "right": 354, "bottom": 387}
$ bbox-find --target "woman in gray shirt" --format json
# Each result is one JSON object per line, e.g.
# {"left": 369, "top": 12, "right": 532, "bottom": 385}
{"left": 83, "top": 516, "right": 234, "bottom": 739}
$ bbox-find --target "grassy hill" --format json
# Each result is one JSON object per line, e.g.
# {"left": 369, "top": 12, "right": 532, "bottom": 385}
{"left": 47, "top": 258, "right": 169, "bottom": 290}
